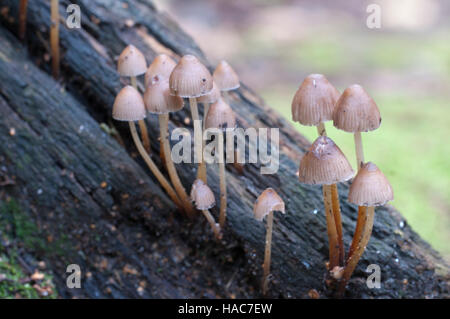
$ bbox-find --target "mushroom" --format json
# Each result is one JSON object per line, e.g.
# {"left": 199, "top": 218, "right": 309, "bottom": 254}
{"left": 196, "top": 81, "right": 221, "bottom": 182}
{"left": 205, "top": 97, "right": 236, "bottom": 228}
{"left": 292, "top": 74, "right": 345, "bottom": 264}
{"left": 50, "top": 0, "right": 60, "bottom": 79}
{"left": 145, "top": 54, "right": 177, "bottom": 168}
{"left": 112, "top": 85, "right": 182, "bottom": 210}
{"left": 253, "top": 188, "right": 285, "bottom": 296}
{"left": 332, "top": 84, "right": 381, "bottom": 261}
{"left": 169, "top": 55, "right": 213, "bottom": 183}
{"left": 117, "top": 45, "right": 151, "bottom": 153}
{"left": 145, "top": 54, "right": 177, "bottom": 88}
{"left": 144, "top": 76, "right": 195, "bottom": 217}
{"left": 338, "top": 162, "right": 393, "bottom": 295}
{"left": 19, "top": 0, "right": 28, "bottom": 40}
{"left": 292, "top": 74, "right": 340, "bottom": 137}
{"left": 213, "top": 60, "right": 240, "bottom": 103}
{"left": 191, "top": 179, "right": 222, "bottom": 240}
{"left": 299, "top": 136, "right": 354, "bottom": 270}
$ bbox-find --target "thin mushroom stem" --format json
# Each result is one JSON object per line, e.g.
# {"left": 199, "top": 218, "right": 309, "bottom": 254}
{"left": 128, "top": 121, "right": 183, "bottom": 210}
{"left": 323, "top": 185, "right": 340, "bottom": 269}
{"left": 190, "top": 97, "right": 206, "bottom": 182}
{"left": 347, "top": 206, "right": 367, "bottom": 262}
{"left": 354, "top": 132, "right": 364, "bottom": 170}
{"left": 159, "top": 114, "right": 196, "bottom": 217}
{"left": 196, "top": 103, "right": 210, "bottom": 183}
{"left": 339, "top": 206, "right": 375, "bottom": 296}
{"left": 130, "top": 76, "right": 151, "bottom": 154}
{"left": 262, "top": 211, "right": 273, "bottom": 296}
{"left": 201, "top": 210, "right": 222, "bottom": 240}
{"left": 50, "top": 0, "right": 60, "bottom": 79}
{"left": 218, "top": 130, "right": 227, "bottom": 228}
{"left": 19, "top": 0, "right": 28, "bottom": 40}
{"left": 331, "top": 184, "right": 345, "bottom": 265}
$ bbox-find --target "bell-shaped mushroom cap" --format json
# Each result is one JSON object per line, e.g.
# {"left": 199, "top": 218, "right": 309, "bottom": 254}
{"left": 291, "top": 74, "right": 340, "bottom": 126}
{"left": 333, "top": 84, "right": 381, "bottom": 132}
{"left": 112, "top": 85, "right": 146, "bottom": 121}
{"left": 169, "top": 55, "right": 213, "bottom": 98}
{"left": 117, "top": 45, "right": 147, "bottom": 77}
{"left": 253, "top": 188, "right": 285, "bottom": 221}
{"left": 348, "top": 162, "right": 393, "bottom": 206}
{"left": 145, "top": 54, "right": 177, "bottom": 87}
{"left": 213, "top": 60, "right": 240, "bottom": 91}
{"left": 299, "top": 136, "right": 354, "bottom": 185}
{"left": 191, "top": 179, "right": 216, "bottom": 210}
{"left": 197, "top": 81, "right": 221, "bottom": 104}
{"left": 144, "top": 76, "right": 184, "bottom": 114}
{"left": 205, "top": 98, "right": 236, "bottom": 130}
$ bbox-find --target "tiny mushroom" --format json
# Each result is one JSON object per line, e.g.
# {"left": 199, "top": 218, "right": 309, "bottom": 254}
{"left": 113, "top": 85, "right": 182, "bottom": 210}
{"left": 332, "top": 84, "right": 381, "bottom": 265}
{"left": 144, "top": 76, "right": 195, "bottom": 217}
{"left": 170, "top": 55, "right": 213, "bottom": 183}
{"left": 205, "top": 98, "right": 236, "bottom": 228}
{"left": 213, "top": 60, "right": 240, "bottom": 102}
{"left": 339, "top": 162, "right": 393, "bottom": 295}
{"left": 145, "top": 54, "right": 177, "bottom": 87}
{"left": 253, "top": 188, "right": 285, "bottom": 296}
{"left": 292, "top": 74, "right": 340, "bottom": 137}
{"left": 191, "top": 179, "right": 222, "bottom": 240}
{"left": 117, "top": 45, "right": 151, "bottom": 153}
{"left": 299, "top": 136, "right": 354, "bottom": 269}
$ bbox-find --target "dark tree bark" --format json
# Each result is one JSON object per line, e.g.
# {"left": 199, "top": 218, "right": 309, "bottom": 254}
{"left": 0, "top": 0, "right": 448, "bottom": 298}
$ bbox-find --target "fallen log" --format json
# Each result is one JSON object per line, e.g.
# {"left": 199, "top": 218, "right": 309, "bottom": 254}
{"left": 0, "top": 0, "right": 448, "bottom": 298}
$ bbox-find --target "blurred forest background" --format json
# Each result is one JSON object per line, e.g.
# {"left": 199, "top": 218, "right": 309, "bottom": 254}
{"left": 155, "top": 0, "right": 450, "bottom": 260}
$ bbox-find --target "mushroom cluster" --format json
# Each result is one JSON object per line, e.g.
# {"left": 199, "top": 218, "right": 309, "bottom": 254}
{"left": 292, "top": 75, "right": 393, "bottom": 295}
{"left": 112, "top": 45, "right": 243, "bottom": 237}
{"left": 111, "top": 44, "right": 393, "bottom": 297}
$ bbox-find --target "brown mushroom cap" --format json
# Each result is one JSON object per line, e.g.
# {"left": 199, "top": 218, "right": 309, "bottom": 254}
{"left": 291, "top": 74, "right": 340, "bottom": 126}
{"left": 253, "top": 188, "right": 285, "bottom": 221}
{"left": 191, "top": 179, "right": 216, "bottom": 210}
{"left": 333, "top": 84, "right": 381, "bottom": 132}
{"left": 144, "top": 76, "right": 184, "bottom": 114}
{"left": 169, "top": 55, "right": 213, "bottom": 98}
{"left": 348, "top": 162, "right": 393, "bottom": 206}
{"left": 145, "top": 54, "right": 177, "bottom": 87}
{"left": 213, "top": 60, "right": 240, "bottom": 91}
{"left": 117, "top": 45, "right": 147, "bottom": 77}
{"left": 197, "top": 81, "right": 221, "bottom": 104}
{"left": 205, "top": 98, "right": 236, "bottom": 130}
{"left": 112, "top": 85, "right": 146, "bottom": 121}
{"left": 299, "top": 136, "right": 354, "bottom": 185}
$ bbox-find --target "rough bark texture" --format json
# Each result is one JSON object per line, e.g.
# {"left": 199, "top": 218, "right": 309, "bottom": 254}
{"left": 0, "top": 0, "right": 448, "bottom": 299}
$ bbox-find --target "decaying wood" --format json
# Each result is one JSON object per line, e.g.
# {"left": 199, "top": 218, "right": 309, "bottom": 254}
{"left": 0, "top": 0, "right": 448, "bottom": 298}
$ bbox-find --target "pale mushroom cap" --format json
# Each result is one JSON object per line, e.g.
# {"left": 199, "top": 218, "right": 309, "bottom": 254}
{"left": 348, "top": 162, "right": 393, "bottom": 206}
{"left": 291, "top": 74, "right": 340, "bottom": 126}
{"left": 299, "top": 136, "right": 354, "bottom": 185}
{"left": 112, "top": 86, "right": 146, "bottom": 121}
{"left": 191, "top": 179, "right": 216, "bottom": 210}
{"left": 333, "top": 84, "right": 381, "bottom": 132}
{"left": 197, "top": 81, "right": 221, "bottom": 104}
{"left": 144, "top": 76, "right": 184, "bottom": 114}
{"left": 213, "top": 60, "right": 240, "bottom": 91}
{"left": 145, "top": 54, "right": 177, "bottom": 87}
{"left": 169, "top": 55, "right": 213, "bottom": 97}
{"left": 205, "top": 98, "right": 236, "bottom": 131}
{"left": 117, "top": 45, "right": 147, "bottom": 77}
{"left": 253, "top": 188, "right": 285, "bottom": 221}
